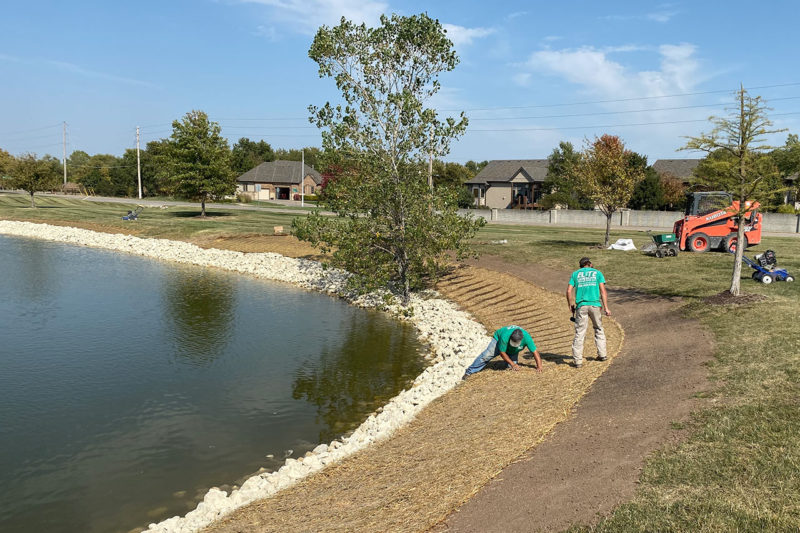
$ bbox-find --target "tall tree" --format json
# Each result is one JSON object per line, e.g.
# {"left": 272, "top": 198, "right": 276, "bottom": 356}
{"left": 659, "top": 172, "right": 687, "bottom": 210}
{"left": 627, "top": 153, "right": 663, "bottom": 210}
{"left": 772, "top": 134, "right": 800, "bottom": 204}
{"left": 230, "top": 138, "right": 275, "bottom": 175}
{"left": 162, "top": 110, "right": 234, "bottom": 216}
{"left": 576, "top": 134, "right": 645, "bottom": 247}
{"left": 8, "top": 153, "right": 60, "bottom": 207}
{"left": 0, "top": 148, "right": 16, "bottom": 178}
{"left": 274, "top": 147, "right": 323, "bottom": 168}
{"left": 293, "top": 13, "right": 484, "bottom": 301}
{"left": 540, "top": 141, "right": 591, "bottom": 209}
{"left": 682, "top": 87, "right": 785, "bottom": 296}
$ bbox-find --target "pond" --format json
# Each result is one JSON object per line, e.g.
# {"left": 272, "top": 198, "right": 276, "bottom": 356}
{"left": 0, "top": 235, "right": 425, "bottom": 533}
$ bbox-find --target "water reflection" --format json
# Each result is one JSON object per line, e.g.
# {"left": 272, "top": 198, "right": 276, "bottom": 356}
{"left": 292, "top": 314, "right": 424, "bottom": 442}
{"left": 162, "top": 268, "right": 235, "bottom": 365}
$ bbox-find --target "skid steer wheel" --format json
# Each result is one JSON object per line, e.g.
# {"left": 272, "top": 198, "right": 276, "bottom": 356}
{"left": 723, "top": 234, "right": 740, "bottom": 253}
{"left": 688, "top": 232, "right": 710, "bottom": 252}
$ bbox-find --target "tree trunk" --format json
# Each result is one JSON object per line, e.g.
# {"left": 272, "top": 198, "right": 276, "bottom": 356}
{"left": 30, "top": 191, "right": 35, "bottom": 208}
{"left": 604, "top": 212, "right": 612, "bottom": 248}
{"left": 200, "top": 198, "right": 206, "bottom": 217}
{"left": 729, "top": 211, "right": 746, "bottom": 297}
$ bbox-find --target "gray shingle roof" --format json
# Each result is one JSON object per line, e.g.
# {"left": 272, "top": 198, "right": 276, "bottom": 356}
{"left": 465, "top": 159, "right": 549, "bottom": 185}
{"left": 652, "top": 159, "right": 701, "bottom": 179}
{"left": 236, "top": 160, "right": 323, "bottom": 185}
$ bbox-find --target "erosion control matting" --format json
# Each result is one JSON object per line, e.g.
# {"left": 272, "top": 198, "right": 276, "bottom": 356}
{"left": 204, "top": 265, "right": 623, "bottom": 533}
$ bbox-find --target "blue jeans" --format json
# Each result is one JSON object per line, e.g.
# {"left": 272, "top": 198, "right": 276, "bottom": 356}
{"left": 464, "top": 338, "right": 517, "bottom": 376}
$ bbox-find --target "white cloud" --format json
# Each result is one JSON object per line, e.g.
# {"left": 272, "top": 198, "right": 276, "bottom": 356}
{"left": 238, "top": 0, "right": 388, "bottom": 34}
{"left": 442, "top": 24, "right": 495, "bottom": 47}
{"left": 527, "top": 43, "right": 700, "bottom": 100}
{"left": 602, "top": 9, "right": 679, "bottom": 23}
{"left": 512, "top": 72, "right": 532, "bottom": 87}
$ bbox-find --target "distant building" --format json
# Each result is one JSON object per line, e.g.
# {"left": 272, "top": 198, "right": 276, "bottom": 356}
{"left": 652, "top": 159, "right": 701, "bottom": 184}
{"left": 465, "top": 159, "right": 549, "bottom": 209}
{"left": 236, "top": 160, "right": 322, "bottom": 201}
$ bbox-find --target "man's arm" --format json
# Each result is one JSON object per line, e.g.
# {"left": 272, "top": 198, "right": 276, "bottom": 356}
{"left": 498, "top": 351, "right": 520, "bottom": 371}
{"left": 599, "top": 282, "right": 611, "bottom": 316}
{"left": 532, "top": 349, "right": 543, "bottom": 373}
{"left": 566, "top": 285, "right": 575, "bottom": 313}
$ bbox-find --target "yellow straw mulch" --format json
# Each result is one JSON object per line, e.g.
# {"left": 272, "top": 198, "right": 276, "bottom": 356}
{"left": 204, "top": 265, "right": 623, "bottom": 533}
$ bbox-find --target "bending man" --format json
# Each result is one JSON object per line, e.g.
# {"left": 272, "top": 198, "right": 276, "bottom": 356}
{"left": 463, "top": 325, "right": 542, "bottom": 379}
{"left": 566, "top": 257, "right": 611, "bottom": 368}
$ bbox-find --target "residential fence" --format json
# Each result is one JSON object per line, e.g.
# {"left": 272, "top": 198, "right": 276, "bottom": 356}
{"left": 458, "top": 208, "right": 800, "bottom": 234}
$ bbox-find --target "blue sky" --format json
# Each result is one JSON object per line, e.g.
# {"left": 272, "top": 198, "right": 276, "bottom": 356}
{"left": 1, "top": 0, "right": 799, "bottom": 164}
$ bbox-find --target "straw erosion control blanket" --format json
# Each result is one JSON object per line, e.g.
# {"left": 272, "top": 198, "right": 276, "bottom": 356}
{"left": 205, "top": 265, "right": 623, "bottom": 533}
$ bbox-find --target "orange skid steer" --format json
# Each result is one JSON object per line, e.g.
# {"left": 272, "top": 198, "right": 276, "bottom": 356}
{"left": 673, "top": 192, "right": 762, "bottom": 253}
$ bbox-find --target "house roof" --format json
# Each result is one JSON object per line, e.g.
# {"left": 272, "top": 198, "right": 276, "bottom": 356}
{"left": 465, "top": 159, "right": 549, "bottom": 185}
{"left": 236, "top": 160, "right": 323, "bottom": 185}
{"left": 652, "top": 159, "right": 701, "bottom": 179}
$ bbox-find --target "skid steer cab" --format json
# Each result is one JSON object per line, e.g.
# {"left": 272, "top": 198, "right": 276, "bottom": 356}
{"left": 673, "top": 192, "right": 762, "bottom": 253}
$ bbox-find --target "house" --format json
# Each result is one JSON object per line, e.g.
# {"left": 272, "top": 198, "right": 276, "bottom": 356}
{"left": 465, "top": 159, "right": 549, "bottom": 209}
{"left": 236, "top": 160, "right": 322, "bottom": 201}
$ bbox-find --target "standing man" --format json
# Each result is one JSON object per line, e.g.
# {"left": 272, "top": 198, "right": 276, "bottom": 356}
{"left": 566, "top": 257, "right": 611, "bottom": 368}
{"left": 462, "top": 325, "right": 542, "bottom": 379}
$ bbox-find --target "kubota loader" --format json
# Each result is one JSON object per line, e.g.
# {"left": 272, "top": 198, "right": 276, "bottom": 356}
{"left": 673, "top": 191, "right": 762, "bottom": 253}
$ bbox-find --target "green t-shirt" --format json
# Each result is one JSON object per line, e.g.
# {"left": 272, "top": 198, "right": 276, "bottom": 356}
{"left": 569, "top": 267, "right": 606, "bottom": 308}
{"left": 493, "top": 325, "right": 537, "bottom": 356}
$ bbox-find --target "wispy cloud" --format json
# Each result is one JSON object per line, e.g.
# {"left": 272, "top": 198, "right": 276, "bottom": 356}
{"left": 526, "top": 43, "right": 701, "bottom": 99}
{"left": 602, "top": 8, "right": 679, "bottom": 24}
{"left": 0, "top": 53, "right": 155, "bottom": 88}
{"left": 507, "top": 11, "right": 527, "bottom": 20}
{"left": 442, "top": 24, "right": 495, "bottom": 47}
{"left": 237, "top": 0, "right": 388, "bottom": 34}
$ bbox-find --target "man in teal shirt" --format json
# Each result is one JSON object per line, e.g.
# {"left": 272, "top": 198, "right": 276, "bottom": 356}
{"left": 462, "top": 325, "right": 542, "bottom": 378}
{"left": 566, "top": 257, "right": 611, "bottom": 368}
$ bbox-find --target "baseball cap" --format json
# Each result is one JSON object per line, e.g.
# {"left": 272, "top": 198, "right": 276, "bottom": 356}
{"left": 509, "top": 329, "right": 523, "bottom": 347}
{"left": 579, "top": 257, "right": 591, "bottom": 267}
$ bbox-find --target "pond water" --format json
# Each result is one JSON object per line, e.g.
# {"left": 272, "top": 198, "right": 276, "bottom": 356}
{"left": 0, "top": 235, "right": 425, "bottom": 533}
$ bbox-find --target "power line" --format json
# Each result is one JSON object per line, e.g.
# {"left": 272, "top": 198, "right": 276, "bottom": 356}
{"left": 0, "top": 123, "right": 61, "bottom": 136}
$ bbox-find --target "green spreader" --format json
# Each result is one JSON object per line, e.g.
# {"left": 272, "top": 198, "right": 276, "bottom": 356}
{"left": 651, "top": 233, "right": 677, "bottom": 245}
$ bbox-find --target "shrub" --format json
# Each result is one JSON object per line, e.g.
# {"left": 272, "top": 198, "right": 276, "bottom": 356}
{"left": 776, "top": 203, "right": 797, "bottom": 214}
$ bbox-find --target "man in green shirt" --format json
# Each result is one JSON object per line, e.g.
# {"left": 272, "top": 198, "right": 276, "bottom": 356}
{"left": 462, "top": 325, "right": 543, "bottom": 378}
{"left": 566, "top": 257, "right": 611, "bottom": 368}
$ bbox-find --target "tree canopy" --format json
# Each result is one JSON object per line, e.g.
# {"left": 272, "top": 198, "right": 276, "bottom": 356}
{"left": 161, "top": 110, "right": 235, "bottom": 216}
{"left": 576, "top": 134, "right": 645, "bottom": 247}
{"left": 231, "top": 138, "right": 275, "bottom": 175}
{"left": 682, "top": 87, "right": 785, "bottom": 296}
{"left": 8, "top": 153, "right": 60, "bottom": 207}
{"left": 540, "top": 141, "right": 592, "bottom": 209}
{"left": 294, "top": 13, "right": 484, "bottom": 301}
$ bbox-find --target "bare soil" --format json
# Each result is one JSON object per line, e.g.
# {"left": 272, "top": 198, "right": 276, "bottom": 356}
{"left": 430, "top": 256, "right": 713, "bottom": 532}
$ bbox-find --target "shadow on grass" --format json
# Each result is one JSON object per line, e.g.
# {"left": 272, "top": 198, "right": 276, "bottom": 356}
{"left": 535, "top": 238, "right": 602, "bottom": 248}
{"left": 168, "top": 211, "right": 233, "bottom": 218}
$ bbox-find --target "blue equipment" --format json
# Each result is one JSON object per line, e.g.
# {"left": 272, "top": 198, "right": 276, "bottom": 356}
{"left": 740, "top": 249, "right": 794, "bottom": 284}
{"left": 122, "top": 206, "right": 143, "bottom": 221}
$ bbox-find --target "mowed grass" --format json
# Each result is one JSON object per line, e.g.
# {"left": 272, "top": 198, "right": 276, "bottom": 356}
{"left": 0, "top": 194, "right": 302, "bottom": 240}
{"left": 473, "top": 223, "right": 800, "bottom": 531}
{"left": 3, "top": 196, "right": 799, "bottom": 530}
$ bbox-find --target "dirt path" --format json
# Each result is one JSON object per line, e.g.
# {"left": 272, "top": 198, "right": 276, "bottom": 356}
{"left": 431, "top": 256, "right": 713, "bottom": 532}
{"left": 203, "top": 265, "right": 623, "bottom": 533}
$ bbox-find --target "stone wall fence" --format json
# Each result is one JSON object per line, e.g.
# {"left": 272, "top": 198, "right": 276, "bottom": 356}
{"left": 459, "top": 208, "right": 800, "bottom": 234}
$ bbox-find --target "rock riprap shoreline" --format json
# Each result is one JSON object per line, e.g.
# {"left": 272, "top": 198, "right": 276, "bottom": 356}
{"left": 0, "top": 221, "right": 488, "bottom": 532}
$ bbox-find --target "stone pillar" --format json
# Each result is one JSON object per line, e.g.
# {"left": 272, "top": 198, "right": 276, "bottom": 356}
{"left": 491, "top": 208, "right": 498, "bottom": 221}
{"left": 549, "top": 209, "right": 558, "bottom": 225}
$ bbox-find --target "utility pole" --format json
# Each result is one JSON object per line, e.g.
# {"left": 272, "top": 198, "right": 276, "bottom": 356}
{"left": 62, "top": 121, "right": 67, "bottom": 184}
{"left": 136, "top": 126, "right": 142, "bottom": 199}
{"left": 301, "top": 149, "right": 305, "bottom": 207}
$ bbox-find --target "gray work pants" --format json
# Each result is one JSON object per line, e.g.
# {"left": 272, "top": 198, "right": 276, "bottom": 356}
{"left": 572, "top": 305, "right": 607, "bottom": 364}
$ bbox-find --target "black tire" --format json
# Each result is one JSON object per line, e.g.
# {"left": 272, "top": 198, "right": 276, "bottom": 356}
{"left": 668, "top": 246, "right": 678, "bottom": 256}
{"left": 723, "top": 234, "right": 744, "bottom": 254}
{"left": 655, "top": 249, "right": 664, "bottom": 258}
{"left": 687, "top": 232, "right": 711, "bottom": 253}
{"left": 752, "top": 271, "right": 760, "bottom": 280}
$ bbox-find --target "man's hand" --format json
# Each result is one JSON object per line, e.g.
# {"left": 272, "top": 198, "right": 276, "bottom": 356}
{"left": 510, "top": 362, "right": 520, "bottom": 371}
{"left": 535, "top": 365, "right": 543, "bottom": 374}
{"left": 604, "top": 307, "right": 611, "bottom": 316}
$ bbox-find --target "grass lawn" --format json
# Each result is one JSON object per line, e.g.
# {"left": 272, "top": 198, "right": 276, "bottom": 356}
{"left": 2, "top": 195, "right": 799, "bottom": 530}
{"left": 473, "top": 223, "right": 800, "bottom": 531}
{"left": 0, "top": 194, "right": 302, "bottom": 240}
